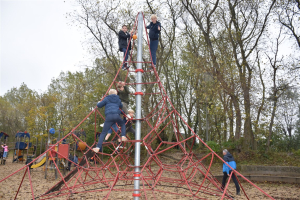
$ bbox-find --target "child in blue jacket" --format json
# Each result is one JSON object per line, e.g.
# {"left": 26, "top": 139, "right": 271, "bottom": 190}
{"left": 222, "top": 149, "right": 240, "bottom": 195}
{"left": 93, "top": 89, "right": 126, "bottom": 153}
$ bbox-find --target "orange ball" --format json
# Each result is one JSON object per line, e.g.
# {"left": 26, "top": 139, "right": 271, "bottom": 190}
{"left": 132, "top": 35, "right": 137, "bottom": 40}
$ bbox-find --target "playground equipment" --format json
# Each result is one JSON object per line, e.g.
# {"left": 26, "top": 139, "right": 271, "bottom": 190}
{"left": 30, "top": 153, "right": 46, "bottom": 168}
{"left": 12, "top": 132, "right": 32, "bottom": 163}
{"left": 43, "top": 128, "right": 70, "bottom": 178}
{"left": 0, "top": 132, "right": 9, "bottom": 144}
{"left": 0, "top": 12, "right": 275, "bottom": 200}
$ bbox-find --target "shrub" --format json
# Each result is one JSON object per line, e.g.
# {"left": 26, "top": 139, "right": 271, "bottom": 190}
{"left": 221, "top": 140, "right": 236, "bottom": 151}
{"left": 206, "top": 141, "right": 221, "bottom": 153}
{"left": 294, "top": 149, "right": 300, "bottom": 156}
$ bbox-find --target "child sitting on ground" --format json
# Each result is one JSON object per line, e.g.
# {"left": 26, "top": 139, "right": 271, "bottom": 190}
{"left": 93, "top": 89, "right": 126, "bottom": 153}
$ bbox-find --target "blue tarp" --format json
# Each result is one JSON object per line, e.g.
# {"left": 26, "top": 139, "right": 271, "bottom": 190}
{"left": 15, "top": 142, "right": 32, "bottom": 150}
{"left": 15, "top": 132, "right": 30, "bottom": 139}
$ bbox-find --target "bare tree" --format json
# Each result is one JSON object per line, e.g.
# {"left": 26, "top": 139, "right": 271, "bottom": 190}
{"left": 276, "top": 0, "right": 300, "bottom": 48}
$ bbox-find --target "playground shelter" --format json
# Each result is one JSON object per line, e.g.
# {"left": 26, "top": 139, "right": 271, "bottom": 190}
{"left": 13, "top": 132, "right": 32, "bottom": 163}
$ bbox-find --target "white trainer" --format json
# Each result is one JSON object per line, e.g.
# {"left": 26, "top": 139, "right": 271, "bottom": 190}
{"left": 93, "top": 147, "right": 100, "bottom": 153}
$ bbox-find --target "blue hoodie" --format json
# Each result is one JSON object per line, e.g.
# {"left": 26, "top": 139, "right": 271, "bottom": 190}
{"left": 222, "top": 152, "right": 237, "bottom": 174}
{"left": 97, "top": 94, "right": 123, "bottom": 116}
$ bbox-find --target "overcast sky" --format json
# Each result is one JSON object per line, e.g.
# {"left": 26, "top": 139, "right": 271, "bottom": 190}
{"left": 0, "top": 0, "right": 91, "bottom": 96}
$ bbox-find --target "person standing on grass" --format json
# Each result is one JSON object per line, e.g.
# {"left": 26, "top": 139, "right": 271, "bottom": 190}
{"left": 221, "top": 149, "right": 240, "bottom": 196}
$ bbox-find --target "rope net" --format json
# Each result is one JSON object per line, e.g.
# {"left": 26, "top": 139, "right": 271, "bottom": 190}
{"left": 0, "top": 12, "right": 274, "bottom": 200}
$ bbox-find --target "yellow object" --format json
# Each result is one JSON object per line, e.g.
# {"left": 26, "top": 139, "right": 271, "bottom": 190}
{"left": 77, "top": 142, "right": 87, "bottom": 151}
{"left": 31, "top": 157, "right": 46, "bottom": 169}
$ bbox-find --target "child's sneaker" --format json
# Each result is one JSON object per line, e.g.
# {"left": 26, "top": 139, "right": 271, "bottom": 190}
{"left": 93, "top": 147, "right": 100, "bottom": 153}
{"left": 122, "top": 63, "right": 130, "bottom": 70}
{"left": 119, "top": 142, "right": 127, "bottom": 149}
{"left": 118, "top": 142, "right": 124, "bottom": 149}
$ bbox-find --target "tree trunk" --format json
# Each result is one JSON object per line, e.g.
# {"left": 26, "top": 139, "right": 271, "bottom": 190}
{"left": 267, "top": 100, "right": 277, "bottom": 150}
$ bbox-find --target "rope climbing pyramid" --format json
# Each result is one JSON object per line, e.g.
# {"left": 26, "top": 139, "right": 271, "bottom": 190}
{"left": 0, "top": 12, "right": 275, "bottom": 200}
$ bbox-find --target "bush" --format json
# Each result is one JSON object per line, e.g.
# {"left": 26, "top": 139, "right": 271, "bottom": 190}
{"left": 206, "top": 141, "right": 221, "bottom": 153}
{"left": 221, "top": 140, "right": 236, "bottom": 151}
{"left": 294, "top": 149, "right": 300, "bottom": 156}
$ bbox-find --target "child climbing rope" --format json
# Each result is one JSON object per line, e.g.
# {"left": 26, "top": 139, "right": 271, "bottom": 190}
{"left": 117, "top": 81, "right": 131, "bottom": 115}
{"left": 124, "top": 109, "right": 136, "bottom": 136}
{"left": 146, "top": 14, "right": 161, "bottom": 68}
{"left": 119, "top": 25, "right": 134, "bottom": 70}
{"left": 93, "top": 89, "right": 126, "bottom": 153}
{"left": 104, "top": 123, "right": 119, "bottom": 142}
{"left": 104, "top": 109, "right": 136, "bottom": 148}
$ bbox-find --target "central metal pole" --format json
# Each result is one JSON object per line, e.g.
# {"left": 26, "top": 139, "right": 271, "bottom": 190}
{"left": 133, "top": 12, "right": 143, "bottom": 200}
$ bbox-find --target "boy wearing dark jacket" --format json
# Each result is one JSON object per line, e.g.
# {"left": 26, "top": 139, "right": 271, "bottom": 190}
{"left": 146, "top": 14, "right": 161, "bottom": 67}
{"left": 221, "top": 149, "right": 240, "bottom": 195}
{"left": 93, "top": 89, "right": 126, "bottom": 153}
{"left": 119, "top": 25, "right": 133, "bottom": 70}
{"left": 117, "top": 81, "right": 130, "bottom": 115}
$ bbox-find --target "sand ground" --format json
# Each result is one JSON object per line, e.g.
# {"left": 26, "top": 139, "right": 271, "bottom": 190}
{"left": 0, "top": 153, "right": 299, "bottom": 200}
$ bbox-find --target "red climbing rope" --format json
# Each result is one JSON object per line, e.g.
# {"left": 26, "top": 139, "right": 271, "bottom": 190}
{"left": 0, "top": 12, "right": 275, "bottom": 200}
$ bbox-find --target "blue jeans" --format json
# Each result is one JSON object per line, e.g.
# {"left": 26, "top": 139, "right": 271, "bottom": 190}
{"left": 3, "top": 151, "right": 8, "bottom": 158}
{"left": 122, "top": 48, "right": 130, "bottom": 68}
{"left": 97, "top": 114, "right": 125, "bottom": 150}
{"left": 150, "top": 39, "right": 158, "bottom": 65}
{"left": 108, "top": 123, "right": 119, "bottom": 134}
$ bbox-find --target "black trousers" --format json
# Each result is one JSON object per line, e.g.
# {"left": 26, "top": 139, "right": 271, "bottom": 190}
{"left": 222, "top": 171, "right": 240, "bottom": 193}
{"left": 68, "top": 162, "right": 71, "bottom": 171}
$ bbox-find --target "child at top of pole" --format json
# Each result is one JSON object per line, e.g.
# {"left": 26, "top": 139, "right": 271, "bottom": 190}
{"left": 93, "top": 89, "right": 126, "bottom": 153}
{"left": 146, "top": 14, "right": 161, "bottom": 68}
{"left": 119, "top": 25, "right": 134, "bottom": 70}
